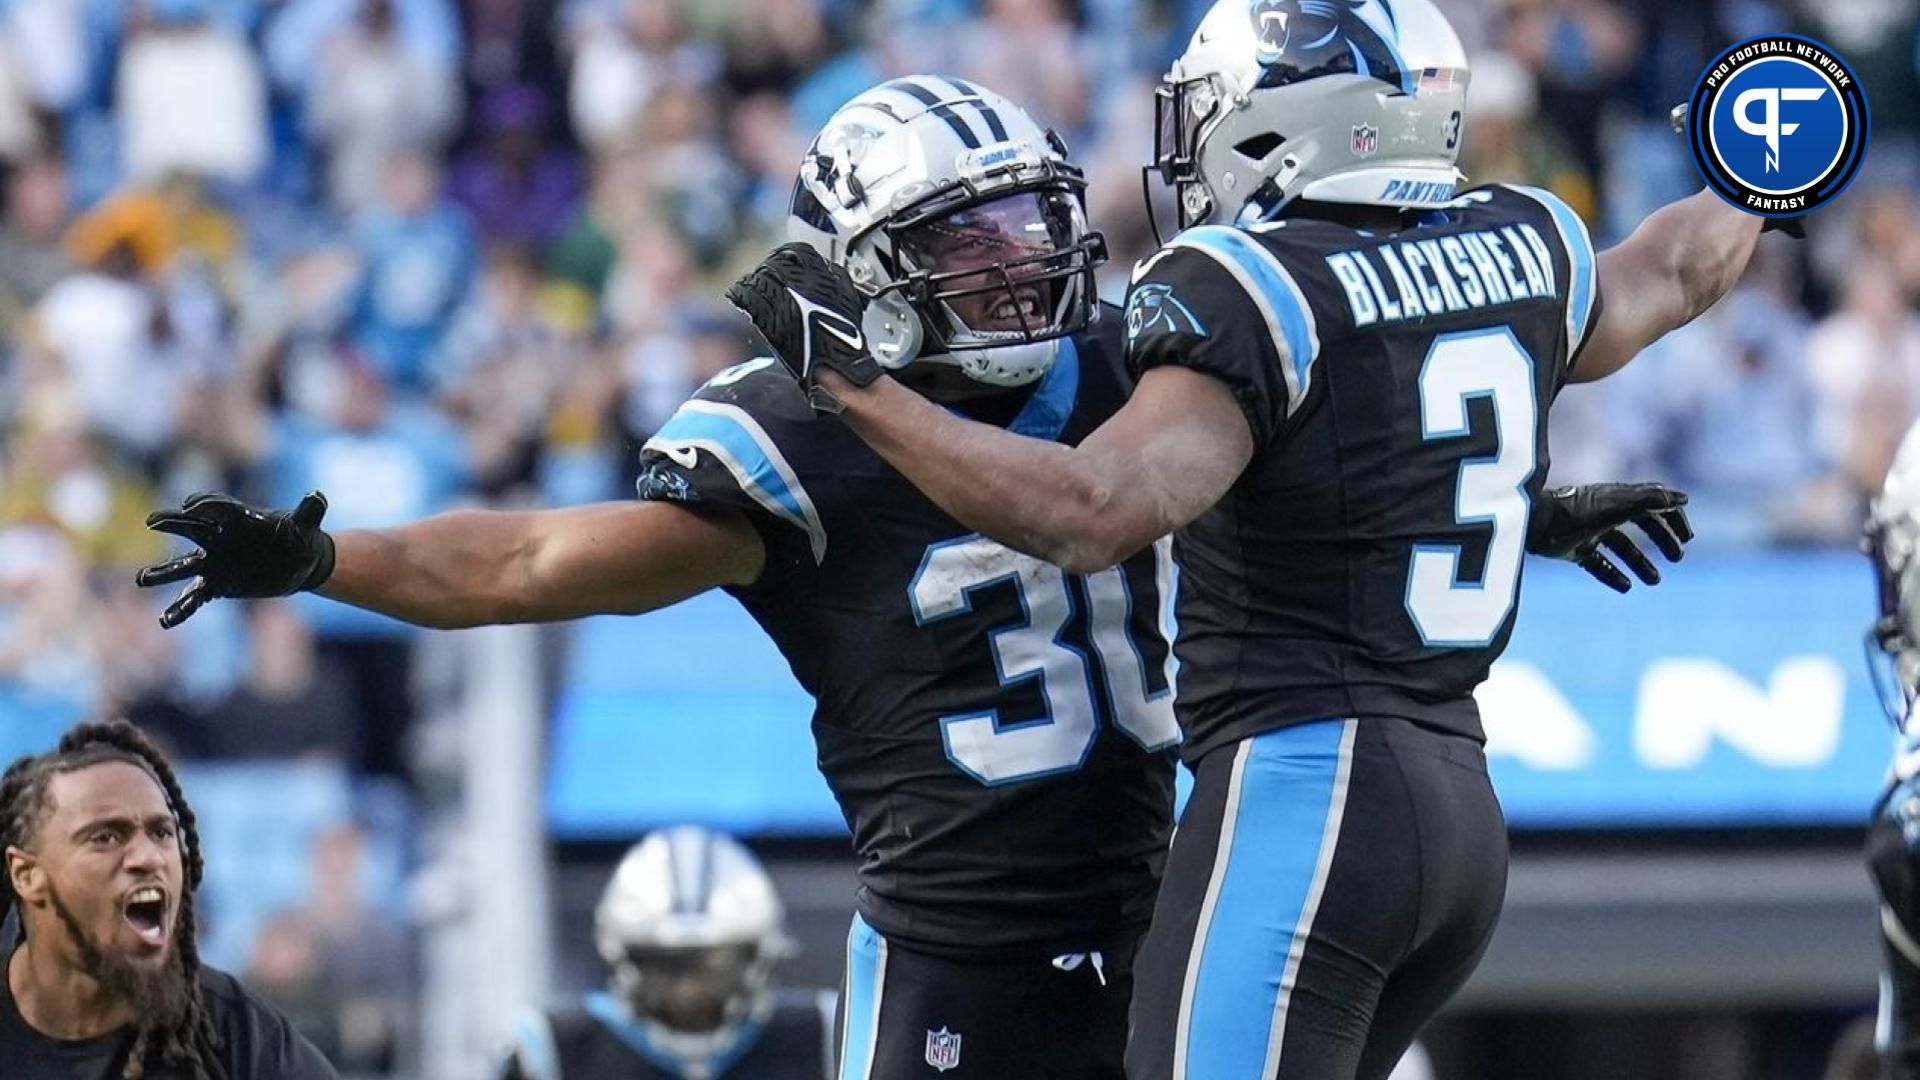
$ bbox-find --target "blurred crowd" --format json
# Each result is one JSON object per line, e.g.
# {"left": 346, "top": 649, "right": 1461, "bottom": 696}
{"left": 1, "top": 0, "right": 1919, "bottom": 1070}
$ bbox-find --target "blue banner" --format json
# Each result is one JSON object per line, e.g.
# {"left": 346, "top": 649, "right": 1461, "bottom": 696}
{"left": 545, "top": 551, "right": 1892, "bottom": 837}
{"left": 1484, "top": 550, "right": 1887, "bottom": 827}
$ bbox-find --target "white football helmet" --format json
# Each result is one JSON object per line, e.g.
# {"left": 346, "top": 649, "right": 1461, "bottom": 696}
{"left": 1868, "top": 421, "right": 1920, "bottom": 727}
{"left": 788, "top": 75, "right": 1107, "bottom": 395}
{"left": 594, "top": 826, "right": 794, "bottom": 1058}
{"left": 1150, "top": 0, "right": 1470, "bottom": 233}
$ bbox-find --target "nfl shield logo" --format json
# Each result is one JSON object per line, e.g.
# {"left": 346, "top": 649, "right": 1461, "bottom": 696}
{"left": 1351, "top": 124, "right": 1380, "bottom": 157}
{"left": 925, "top": 1028, "right": 963, "bottom": 1072}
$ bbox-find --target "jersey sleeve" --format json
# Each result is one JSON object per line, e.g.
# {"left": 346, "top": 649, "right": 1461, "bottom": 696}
{"left": 1506, "top": 185, "right": 1603, "bottom": 379}
{"left": 1123, "top": 227, "right": 1324, "bottom": 449}
{"left": 635, "top": 358, "right": 829, "bottom": 572}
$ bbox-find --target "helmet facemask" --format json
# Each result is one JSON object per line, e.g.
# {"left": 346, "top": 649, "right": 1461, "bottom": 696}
{"left": 611, "top": 941, "right": 772, "bottom": 1035}
{"left": 1145, "top": 76, "right": 1227, "bottom": 241}
{"left": 790, "top": 80, "right": 1110, "bottom": 395}
{"left": 1867, "top": 511, "right": 1920, "bottom": 729}
{"left": 887, "top": 186, "right": 1102, "bottom": 355}
{"left": 848, "top": 158, "right": 1107, "bottom": 395}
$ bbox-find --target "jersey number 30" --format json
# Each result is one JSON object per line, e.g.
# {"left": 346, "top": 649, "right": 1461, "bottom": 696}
{"left": 1406, "top": 327, "right": 1539, "bottom": 647}
{"left": 910, "top": 537, "right": 1181, "bottom": 785}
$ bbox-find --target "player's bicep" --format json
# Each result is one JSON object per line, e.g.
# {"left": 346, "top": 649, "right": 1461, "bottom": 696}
{"left": 1125, "top": 235, "right": 1313, "bottom": 447}
{"left": 1570, "top": 235, "right": 1684, "bottom": 383}
{"left": 1080, "top": 365, "right": 1254, "bottom": 552}
{"left": 523, "top": 500, "right": 765, "bottom": 619}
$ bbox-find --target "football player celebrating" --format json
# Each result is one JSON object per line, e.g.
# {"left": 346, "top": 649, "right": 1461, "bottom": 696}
{"left": 500, "top": 826, "right": 832, "bottom": 1080}
{"left": 1864, "top": 422, "right": 1920, "bottom": 1080}
{"left": 142, "top": 78, "right": 1682, "bottom": 1080}
{"left": 725, "top": 4, "right": 1755, "bottom": 1078}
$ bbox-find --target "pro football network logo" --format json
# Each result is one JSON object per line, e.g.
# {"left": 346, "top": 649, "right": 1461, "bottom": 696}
{"left": 925, "top": 1027, "right": 963, "bottom": 1072}
{"left": 1685, "top": 34, "right": 1869, "bottom": 217}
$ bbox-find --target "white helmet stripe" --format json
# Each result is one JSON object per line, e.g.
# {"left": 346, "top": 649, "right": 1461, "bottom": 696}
{"left": 666, "top": 827, "right": 715, "bottom": 914}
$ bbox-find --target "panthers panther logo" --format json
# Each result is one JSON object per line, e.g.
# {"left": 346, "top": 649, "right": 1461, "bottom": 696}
{"left": 1247, "top": 0, "right": 1410, "bottom": 95}
{"left": 1125, "top": 284, "right": 1207, "bottom": 343}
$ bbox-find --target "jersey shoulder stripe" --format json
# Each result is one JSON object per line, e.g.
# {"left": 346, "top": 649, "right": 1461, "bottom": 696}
{"left": 1167, "top": 225, "right": 1322, "bottom": 416}
{"left": 644, "top": 397, "right": 828, "bottom": 563}
{"left": 1507, "top": 185, "right": 1598, "bottom": 352}
{"left": 511, "top": 1008, "right": 562, "bottom": 1080}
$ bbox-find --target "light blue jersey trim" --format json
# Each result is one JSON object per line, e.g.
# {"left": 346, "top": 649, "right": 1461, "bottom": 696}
{"left": 838, "top": 915, "right": 888, "bottom": 1080}
{"left": 645, "top": 400, "right": 828, "bottom": 563}
{"left": 1511, "top": 185, "right": 1598, "bottom": 361}
{"left": 511, "top": 1009, "right": 561, "bottom": 1080}
{"left": 1006, "top": 337, "right": 1081, "bottom": 442}
{"left": 1169, "top": 226, "right": 1322, "bottom": 417}
{"left": 584, "top": 991, "right": 767, "bottom": 1079}
{"left": 1180, "top": 720, "right": 1358, "bottom": 1079}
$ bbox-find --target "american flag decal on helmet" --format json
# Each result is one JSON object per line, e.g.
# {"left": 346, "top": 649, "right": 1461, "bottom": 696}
{"left": 1417, "top": 67, "right": 1461, "bottom": 94}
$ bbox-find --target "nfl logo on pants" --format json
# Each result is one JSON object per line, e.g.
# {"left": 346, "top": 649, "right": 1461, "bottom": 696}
{"left": 925, "top": 1028, "right": 963, "bottom": 1072}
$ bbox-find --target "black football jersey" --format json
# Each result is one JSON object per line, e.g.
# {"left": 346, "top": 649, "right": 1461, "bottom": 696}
{"left": 1124, "top": 184, "right": 1601, "bottom": 761}
{"left": 502, "top": 990, "right": 835, "bottom": 1080}
{"left": 634, "top": 313, "right": 1178, "bottom": 955}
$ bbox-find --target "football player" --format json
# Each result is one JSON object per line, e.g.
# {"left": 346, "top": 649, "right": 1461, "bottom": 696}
{"left": 725, "top": 4, "right": 1754, "bottom": 1078}
{"left": 1864, "top": 422, "right": 1920, "bottom": 1080}
{"left": 141, "top": 78, "right": 1681, "bottom": 1080}
{"left": 499, "top": 826, "right": 832, "bottom": 1080}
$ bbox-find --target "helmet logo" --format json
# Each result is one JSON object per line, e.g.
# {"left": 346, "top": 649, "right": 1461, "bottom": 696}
{"left": 1245, "top": 0, "right": 1410, "bottom": 95}
{"left": 810, "top": 121, "right": 885, "bottom": 208}
{"left": 1252, "top": 1, "right": 1291, "bottom": 61}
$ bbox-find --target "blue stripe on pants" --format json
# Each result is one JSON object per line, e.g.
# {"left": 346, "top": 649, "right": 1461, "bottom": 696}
{"left": 1184, "top": 719, "right": 1356, "bottom": 1080}
{"left": 839, "top": 914, "right": 887, "bottom": 1080}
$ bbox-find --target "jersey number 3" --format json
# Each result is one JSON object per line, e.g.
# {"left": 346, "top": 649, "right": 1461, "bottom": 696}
{"left": 1406, "top": 327, "right": 1539, "bottom": 647}
{"left": 910, "top": 537, "right": 1181, "bottom": 785}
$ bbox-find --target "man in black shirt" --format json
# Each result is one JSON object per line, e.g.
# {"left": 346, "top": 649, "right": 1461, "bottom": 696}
{"left": 0, "top": 719, "right": 336, "bottom": 1079}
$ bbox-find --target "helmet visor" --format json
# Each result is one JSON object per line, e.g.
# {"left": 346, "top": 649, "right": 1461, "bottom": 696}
{"left": 891, "top": 187, "right": 1102, "bottom": 351}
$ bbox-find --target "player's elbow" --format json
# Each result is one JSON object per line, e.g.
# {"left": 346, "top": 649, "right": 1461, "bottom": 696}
{"left": 1670, "top": 240, "right": 1727, "bottom": 328}
{"left": 1049, "top": 541, "right": 1126, "bottom": 575}
{"left": 1047, "top": 490, "right": 1157, "bottom": 573}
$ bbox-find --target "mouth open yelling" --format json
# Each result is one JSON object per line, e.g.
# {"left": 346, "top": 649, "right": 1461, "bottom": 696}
{"left": 983, "top": 286, "right": 1045, "bottom": 331}
{"left": 123, "top": 886, "right": 169, "bottom": 949}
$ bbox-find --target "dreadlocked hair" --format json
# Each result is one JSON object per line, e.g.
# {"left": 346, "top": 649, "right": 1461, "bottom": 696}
{"left": 0, "top": 720, "right": 228, "bottom": 1080}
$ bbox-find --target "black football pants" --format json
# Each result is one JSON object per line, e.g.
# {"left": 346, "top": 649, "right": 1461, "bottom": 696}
{"left": 1127, "top": 717, "right": 1508, "bottom": 1080}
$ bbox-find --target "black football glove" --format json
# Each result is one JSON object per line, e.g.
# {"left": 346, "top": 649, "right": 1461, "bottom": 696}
{"left": 1528, "top": 482, "right": 1693, "bottom": 593}
{"left": 135, "top": 491, "right": 336, "bottom": 628}
{"left": 725, "top": 242, "right": 883, "bottom": 413}
{"left": 1668, "top": 103, "right": 1804, "bottom": 238}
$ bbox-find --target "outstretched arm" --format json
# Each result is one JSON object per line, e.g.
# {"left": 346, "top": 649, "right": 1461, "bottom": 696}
{"left": 323, "top": 501, "right": 763, "bottom": 628}
{"left": 1572, "top": 190, "right": 1764, "bottom": 382}
{"left": 829, "top": 365, "right": 1254, "bottom": 573}
{"left": 138, "top": 494, "right": 763, "bottom": 629}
